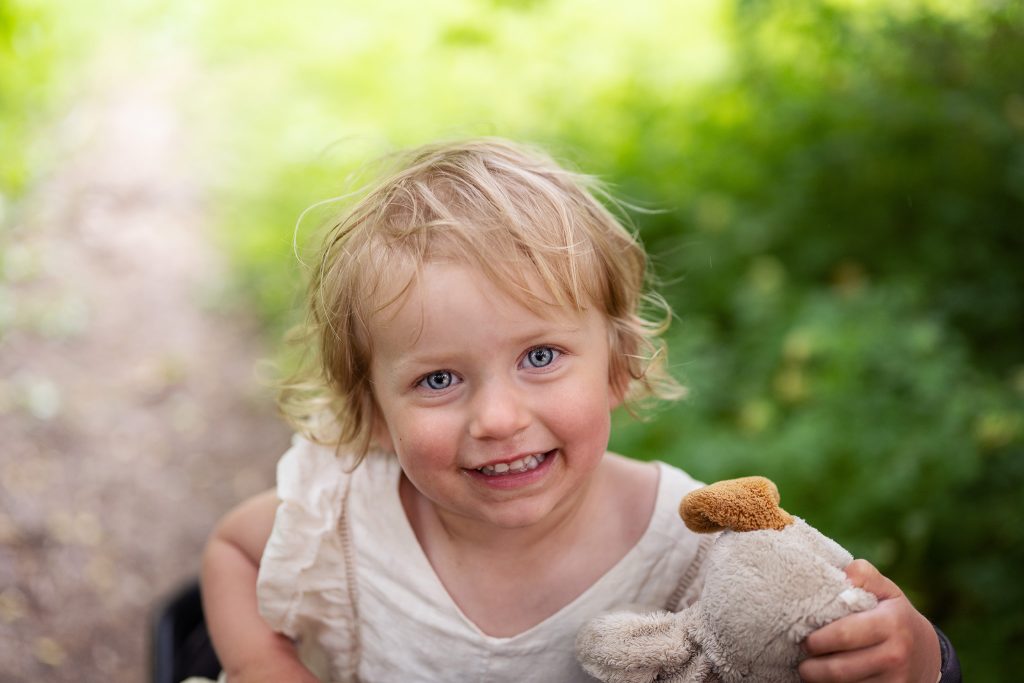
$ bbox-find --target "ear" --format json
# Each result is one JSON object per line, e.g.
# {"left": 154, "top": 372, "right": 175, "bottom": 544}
{"left": 607, "top": 372, "right": 628, "bottom": 411}
{"left": 369, "top": 401, "right": 395, "bottom": 453}
{"left": 606, "top": 323, "right": 633, "bottom": 411}
{"left": 373, "top": 425, "right": 394, "bottom": 453}
{"left": 679, "top": 476, "right": 794, "bottom": 533}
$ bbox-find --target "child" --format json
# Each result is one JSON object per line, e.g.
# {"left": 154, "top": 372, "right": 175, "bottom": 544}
{"left": 200, "top": 138, "right": 953, "bottom": 682}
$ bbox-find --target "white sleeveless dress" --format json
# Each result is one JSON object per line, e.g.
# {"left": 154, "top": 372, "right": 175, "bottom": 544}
{"left": 254, "top": 435, "right": 712, "bottom": 683}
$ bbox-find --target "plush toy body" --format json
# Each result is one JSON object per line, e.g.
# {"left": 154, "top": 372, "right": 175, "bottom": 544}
{"left": 576, "top": 477, "right": 878, "bottom": 683}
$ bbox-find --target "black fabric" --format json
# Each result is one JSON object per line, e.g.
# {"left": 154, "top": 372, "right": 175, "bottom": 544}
{"left": 145, "top": 580, "right": 962, "bottom": 683}
{"left": 151, "top": 580, "right": 221, "bottom": 683}
{"left": 934, "top": 624, "right": 962, "bottom": 683}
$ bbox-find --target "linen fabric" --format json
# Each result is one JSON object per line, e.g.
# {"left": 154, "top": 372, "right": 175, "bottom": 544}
{"left": 257, "top": 435, "right": 710, "bottom": 683}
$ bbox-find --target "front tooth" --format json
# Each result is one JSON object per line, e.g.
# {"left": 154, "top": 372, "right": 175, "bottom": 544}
{"left": 493, "top": 463, "right": 509, "bottom": 473}
{"left": 508, "top": 458, "right": 525, "bottom": 471}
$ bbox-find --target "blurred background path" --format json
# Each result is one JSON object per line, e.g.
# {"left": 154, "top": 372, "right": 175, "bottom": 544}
{"left": 0, "top": 55, "right": 289, "bottom": 682}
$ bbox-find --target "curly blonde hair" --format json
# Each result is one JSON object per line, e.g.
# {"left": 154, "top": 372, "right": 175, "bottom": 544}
{"left": 279, "top": 138, "right": 683, "bottom": 460}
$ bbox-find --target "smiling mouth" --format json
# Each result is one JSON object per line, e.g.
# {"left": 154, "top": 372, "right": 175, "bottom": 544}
{"left": 475, "top": 451, "right": 552, "bottom": 476}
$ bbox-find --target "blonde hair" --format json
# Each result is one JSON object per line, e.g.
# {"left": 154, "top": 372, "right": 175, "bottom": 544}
{"left": 279, "top": 138, "right": 683, "bottom": 459}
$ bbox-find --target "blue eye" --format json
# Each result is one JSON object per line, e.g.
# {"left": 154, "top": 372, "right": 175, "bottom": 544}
{"left": 524, "top": 346, "right": 558, "bottom": 368}
{"left": 419, "top": 371, "right": 454, "bottom": 391}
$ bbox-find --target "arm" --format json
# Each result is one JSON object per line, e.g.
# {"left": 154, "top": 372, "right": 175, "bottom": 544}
{"left": 798, "top": 559, "right": 942, "bottom": 682}
{"left": 201, "top": 490, "right": 319, "bottom": 683}
{"left": 932, "top": 625, "right": 962, "bottom": 683}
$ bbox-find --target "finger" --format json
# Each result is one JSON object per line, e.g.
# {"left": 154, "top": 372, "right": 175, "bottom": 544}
{"left": 802, "top": 610, "right": 886, "bottom": 657}
{"left": 844, "top": 559, "right": 902, "bottom": 601}
{"left": 798, "top": 643, "right": 888, "bottom": 682}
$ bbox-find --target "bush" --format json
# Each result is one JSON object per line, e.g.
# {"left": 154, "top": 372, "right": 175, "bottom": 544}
{"left": 593, "top": 2, "right": 1024, "bottom": 678}
{"left": 0, "top": 1, "right": 56, "bottom": 203}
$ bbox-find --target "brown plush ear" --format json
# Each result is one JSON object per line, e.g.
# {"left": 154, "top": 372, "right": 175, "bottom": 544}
{"left": 679, "top": 476, "right": 794, "bottom": 533}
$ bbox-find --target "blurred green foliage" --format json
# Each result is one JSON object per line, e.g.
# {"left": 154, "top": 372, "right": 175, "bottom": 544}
{"left": 599, "top": 3, "right": 1024, "bottom": 676}
{"left": 0, "top": 0, "right": 54, "bottom": 203}
{"left": 5, "top": 0, "right": 1022, "bottom": 678}
{"left": 0, "top": 0, "right": 126, "bottom": 227}
{"left": 606, "top": 3, "right": 1024, "bottom": 676}
{"left": 185, "top": 0, "right": 727, "bottom": 323}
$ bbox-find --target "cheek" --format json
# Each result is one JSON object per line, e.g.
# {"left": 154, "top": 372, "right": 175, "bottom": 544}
{"left": 385, "top": 407, "right": 461, "bottom": 466}
{"left": 546, "top": 383, "right": 613, "bottom": 446}
{"left": 391, "top": 414, "right": 467, "bottom": 502}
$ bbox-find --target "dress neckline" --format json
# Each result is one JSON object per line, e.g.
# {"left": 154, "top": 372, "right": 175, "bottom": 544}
{"left": 373, "top": 456, "right": 672, "bottom": 643}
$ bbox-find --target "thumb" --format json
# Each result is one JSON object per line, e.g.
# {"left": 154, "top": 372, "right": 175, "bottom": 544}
{"left": 844, "top": 558, "right": 902, "bottom": 600}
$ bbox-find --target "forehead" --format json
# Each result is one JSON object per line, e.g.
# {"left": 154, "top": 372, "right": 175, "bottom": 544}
{"left": 367, "top": 252, "right": 583, "bottom": 322}
{"left": 367, "top": 262, "right": 595, "bottom": 354}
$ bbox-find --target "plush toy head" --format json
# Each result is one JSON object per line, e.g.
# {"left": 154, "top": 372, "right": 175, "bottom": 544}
{"left": 576, "top": 476, "right": 878, "bottom": 683}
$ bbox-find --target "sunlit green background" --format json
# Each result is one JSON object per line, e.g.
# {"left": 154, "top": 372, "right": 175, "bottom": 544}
{"left": 3, "top": 0, "right": 1022, "bottom": 679}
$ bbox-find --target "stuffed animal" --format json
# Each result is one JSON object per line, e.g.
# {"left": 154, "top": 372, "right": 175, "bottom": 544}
{"left": 576, "top": 476, "right": 878, "bottom": 683}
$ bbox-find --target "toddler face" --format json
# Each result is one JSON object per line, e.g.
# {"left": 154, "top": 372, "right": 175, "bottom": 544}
{"left": 368, "top": 262, "right": 619, "bottom": 529}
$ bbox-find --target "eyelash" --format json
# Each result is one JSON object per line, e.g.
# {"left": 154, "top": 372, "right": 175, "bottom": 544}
{"left": 521, "top": 345, "right": 561, "bottom": 369}
{"left": 414, "top": 346, "right": 563, "bottom": 392}
{"left": 417, "top": 370, "right": 459, "bottom": 392}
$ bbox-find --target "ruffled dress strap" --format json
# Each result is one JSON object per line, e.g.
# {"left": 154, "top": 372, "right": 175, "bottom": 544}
{"left": 256, "top": 435, "right": 361, "bottom": 682}
{"left": 650, "top": 464, "right": 716, "bottom": 613}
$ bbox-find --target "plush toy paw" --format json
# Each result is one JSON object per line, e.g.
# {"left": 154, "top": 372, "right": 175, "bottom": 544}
{"left": 575, "top": 610, "right": 701, "bottom": 683}
{"left": 577, "top": 476, "right": 878, "bottom": 683}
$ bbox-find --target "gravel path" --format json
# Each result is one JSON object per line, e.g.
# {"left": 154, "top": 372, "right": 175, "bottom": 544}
{"left": 0, "top": 58, "right": 290, "bottom": 682}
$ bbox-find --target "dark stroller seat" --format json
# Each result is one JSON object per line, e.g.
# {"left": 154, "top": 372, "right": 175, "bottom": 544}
{"left": 151, "top": 580, "right": 221, "bottom": 683}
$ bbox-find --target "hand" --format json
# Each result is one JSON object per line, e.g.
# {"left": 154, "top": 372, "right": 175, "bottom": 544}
{"left": 798, "top": 559, "right": 941, "bottom": 682}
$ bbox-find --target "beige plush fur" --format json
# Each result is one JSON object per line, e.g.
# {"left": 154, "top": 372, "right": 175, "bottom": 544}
{"left": 576, "top": 477, "right": 877, "bottom": 682}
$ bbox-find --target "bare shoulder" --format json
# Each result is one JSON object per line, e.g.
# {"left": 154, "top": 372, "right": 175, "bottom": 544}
{"left": 211, "top": 488, "right": 281, "bottom": 564}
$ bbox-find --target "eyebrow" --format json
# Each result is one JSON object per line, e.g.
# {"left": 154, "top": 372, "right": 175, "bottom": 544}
{"left": 388, "top": 321, "right": 586, "bottom": 369}
{"left": 506, "top": 322, "right": 585, "bottom": 344}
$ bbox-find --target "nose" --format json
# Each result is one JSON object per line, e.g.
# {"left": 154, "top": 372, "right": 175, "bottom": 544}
{"left": 468, "top": 377, "right": 531, "bottom": 441}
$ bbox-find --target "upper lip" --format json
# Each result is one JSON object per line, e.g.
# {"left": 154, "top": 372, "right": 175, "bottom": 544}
{"left": 466, "top": 449, "right": 554, "bottom": 469}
